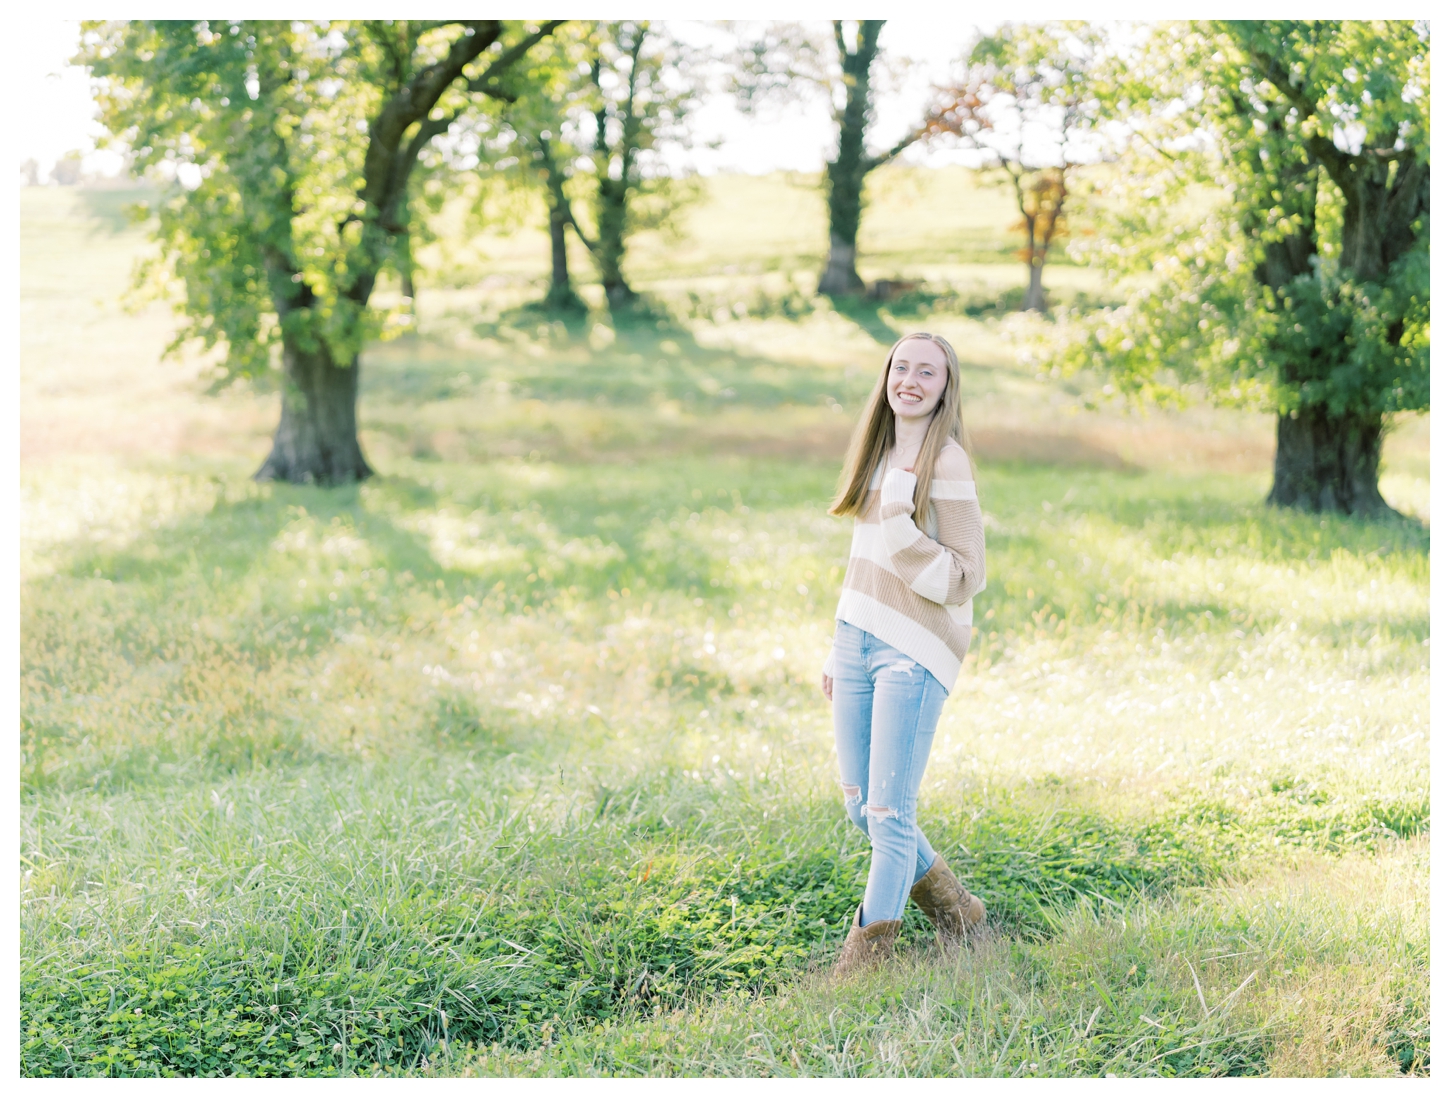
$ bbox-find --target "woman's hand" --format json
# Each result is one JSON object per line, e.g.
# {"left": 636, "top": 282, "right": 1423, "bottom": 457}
{"left": 821, "top": 673, "right": 833, "bottom": 702}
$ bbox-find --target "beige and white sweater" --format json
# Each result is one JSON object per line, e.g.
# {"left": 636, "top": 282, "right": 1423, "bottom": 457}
{"left": 823, "top": 449, "right": 987, "bottom": 693}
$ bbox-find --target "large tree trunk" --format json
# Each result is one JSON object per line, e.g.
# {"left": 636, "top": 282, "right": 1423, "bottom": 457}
{"left": 1267, "top": 407, "right": 1391, "bottom": 516}
{"left": 818, "top": 234, "right": 865, "bottom": 296}
{"left": 254, "top": 336, "right": 373, "bottom": 485}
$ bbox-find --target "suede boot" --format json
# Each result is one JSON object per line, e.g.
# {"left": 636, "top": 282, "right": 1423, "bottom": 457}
{"left": 831, "top": 905, "right": 901, "bottom": 978}
{"left": 910, "top": 854, "right": 986, "bottom": 944}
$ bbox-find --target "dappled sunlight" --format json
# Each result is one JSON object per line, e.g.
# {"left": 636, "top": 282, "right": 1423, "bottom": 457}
{"left": 22, "top": 455, "right": 1425, "bottom": 823}
{"left": 20, "top": 463, "right": 224, "bottom": 579}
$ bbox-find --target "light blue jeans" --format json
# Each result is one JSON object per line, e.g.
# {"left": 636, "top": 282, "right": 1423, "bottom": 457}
{"left": 830, "top": 620, "right": 947, "bottom": 925}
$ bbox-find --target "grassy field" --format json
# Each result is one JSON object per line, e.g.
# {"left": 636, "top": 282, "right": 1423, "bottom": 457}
{"left": 19, "top": 174, "right": 1429, "bottom": 1078}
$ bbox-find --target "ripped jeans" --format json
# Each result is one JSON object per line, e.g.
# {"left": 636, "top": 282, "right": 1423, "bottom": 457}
{"left": 831, "top": 621, "right": 947, "bottom": 925}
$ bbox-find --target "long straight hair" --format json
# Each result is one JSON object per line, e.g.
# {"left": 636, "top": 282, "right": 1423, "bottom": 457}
{"left": 829, "top": 332, "right": 970, "bottom": 532}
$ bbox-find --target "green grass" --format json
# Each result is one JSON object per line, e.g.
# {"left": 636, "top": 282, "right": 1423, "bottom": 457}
{"left": 20, "top": 175, "right": 1429, "bottom": 1078}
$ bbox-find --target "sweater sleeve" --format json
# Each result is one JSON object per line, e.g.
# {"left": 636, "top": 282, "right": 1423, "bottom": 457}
{"left": 877, "top": 467, "right": 986, "bottom": 606}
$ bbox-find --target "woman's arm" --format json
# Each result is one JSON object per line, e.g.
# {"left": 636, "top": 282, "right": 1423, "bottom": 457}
{"left": 876, "top": 447, "right": 985, "bottom": 605}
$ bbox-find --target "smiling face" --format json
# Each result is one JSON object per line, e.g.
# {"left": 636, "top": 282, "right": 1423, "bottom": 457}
{"left": 885, "top": 337, "right": 949, "bottom": 422}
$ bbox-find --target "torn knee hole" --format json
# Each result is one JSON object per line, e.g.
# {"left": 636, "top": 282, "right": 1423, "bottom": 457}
{"left": 840, "top": 782, "right": 861, "bottom": 805}
{"left": 865, "top": 803, "right": 899, "bottom": 820}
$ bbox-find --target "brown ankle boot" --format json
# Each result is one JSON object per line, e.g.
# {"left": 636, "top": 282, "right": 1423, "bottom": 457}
{"left": 831, "top": 905, "right": 901, "bottom": 978}
{"left": 910, "top": 854, "right": 985, "bottom": 944}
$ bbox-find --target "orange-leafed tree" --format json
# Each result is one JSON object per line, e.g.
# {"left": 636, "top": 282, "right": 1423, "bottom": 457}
{"left": 925, "top": 24, "right": 1104, "bottom": 312}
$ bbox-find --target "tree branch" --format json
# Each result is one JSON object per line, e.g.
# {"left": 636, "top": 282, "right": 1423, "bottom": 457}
{"left": 616, "top": 24, "right": 648, "bottom": 188}
{"left": 376, "top": 21, "right": 568, "bottom": 231}
{"left": 563, "top": 203, "right": 598, "bottom": 254}
{"left": 348, "top": 21, "right": 566, "bottom": 302}
{"left": 867, "top": 126, "right": 923, "bottom": 171}
{"left": 359, "top": 20, "right": 502, "bottom": 221}
{"left": 465, "top": 20, "right": 566, "bottom": 102}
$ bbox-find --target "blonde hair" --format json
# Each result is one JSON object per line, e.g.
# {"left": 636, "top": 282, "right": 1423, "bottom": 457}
{"left": 829, "top": 332, "right": 971, "bottom": 531}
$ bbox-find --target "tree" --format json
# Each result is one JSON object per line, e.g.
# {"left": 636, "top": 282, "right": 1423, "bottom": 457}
{"left": 736, "top": 20, "right": 921, "bottom": 295}
{"left": 534, "top": 130, "right": 586, "bottom": 313}
{"left": 1226, "top": 21, "right": 1430, "bottom": 513}
{"left": 1059, "top": 20, "right": 1428, "bottom": 515}
{"left": 924, "top": 24, "right": 1104, "bottom": 312}
{"left": 472, "top": 22, "right": 698, "bottom": 314}
{"left": 480, "top": 25, "right": 599, "bottom": 314}
{"left": 570, "top": 21, "right": 701, "bottom": 310}
{"left": 81, "top": 19, "right": 561, "bottom": 485}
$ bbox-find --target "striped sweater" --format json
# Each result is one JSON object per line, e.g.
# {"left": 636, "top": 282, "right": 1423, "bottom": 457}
{"left": 824, "top": 447, "right": 987, "bottom": 693}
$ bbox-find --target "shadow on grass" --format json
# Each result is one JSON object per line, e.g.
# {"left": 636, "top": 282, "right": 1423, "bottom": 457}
{"left": 976, "top": 466, "right": 1429, "bottom": 647}
{"left": 361, "top": 278, "right": 1129, "bottom": 416}
{"left": 497, "top": 292, "right": 592, "bottom": 338}
{"left": 367, "top": 299, "right": 869, "bottom": 411}
{"left": 58, "top": 479, "right": 443, "bottom": 593}
{"left": 825, "top": 293, "right": 902, "bottom": 345}
{"left": 25, "top": 473, "right": 629, "bottom": 790}
{"left": 23, "top": 457, "right": 1426, "bottom": 797}
{"left": 33, "top": 455, "right": 828, "bottom": 698}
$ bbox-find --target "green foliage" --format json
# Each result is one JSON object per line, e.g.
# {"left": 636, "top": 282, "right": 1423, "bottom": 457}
{"left": 1263, "top": 257, "right": 1430, "bottom": 418}
{"left": 1052, "top": 21, "right": 1429, "bottom": 422}
{"left": 570, "top": 22, "right": 705, "bottom": 303}
{"left": 78, "top": 20, "right": 556, "bottom": 377}
{"left": 82, "top": 21, "right": 339, "bottom": 375}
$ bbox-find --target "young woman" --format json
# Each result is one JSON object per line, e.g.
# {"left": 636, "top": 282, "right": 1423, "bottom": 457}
{"left": 821, "top": 331, "right": 987, "bottom": 977}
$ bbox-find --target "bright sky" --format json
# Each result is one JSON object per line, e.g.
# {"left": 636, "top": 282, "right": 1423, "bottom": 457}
{"left": 18, "top": 18, "right": 992, "bottom": 182}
